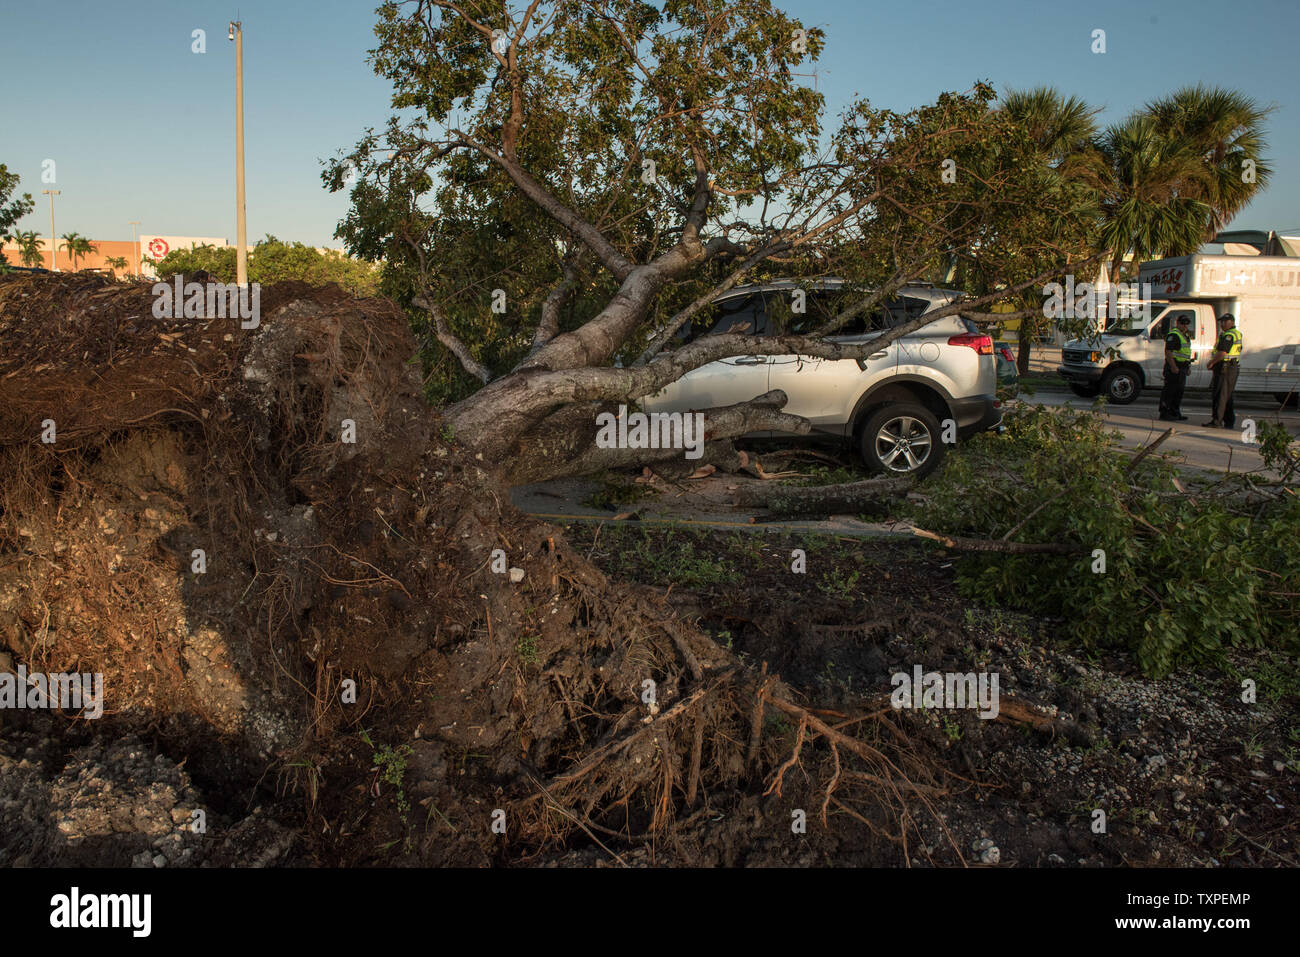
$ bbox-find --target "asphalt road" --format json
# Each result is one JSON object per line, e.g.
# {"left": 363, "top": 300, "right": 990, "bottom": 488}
{"left": 1019, "top": 384, "right": 1299, "bottom": 476}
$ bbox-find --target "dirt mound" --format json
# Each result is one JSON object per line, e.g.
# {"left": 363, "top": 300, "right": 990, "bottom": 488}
{"left": 0, "top": 725, "right": 208, "bottom": 867}
{"left": 0, "top": 273, "right": 949, "bottom": 866}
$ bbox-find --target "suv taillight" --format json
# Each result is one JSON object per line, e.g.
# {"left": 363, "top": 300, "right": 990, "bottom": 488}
{"left": 948, "top": 333, "right": 993, "bottom": 355}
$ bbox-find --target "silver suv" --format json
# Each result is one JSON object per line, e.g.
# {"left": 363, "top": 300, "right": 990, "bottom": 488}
{"left": 640, "top": 279, "right": 1001, "bottom": 477}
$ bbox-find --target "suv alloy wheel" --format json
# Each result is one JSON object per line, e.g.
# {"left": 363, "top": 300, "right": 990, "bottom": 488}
{"left": 859, "top": 402, "right": 945, "bottom": 478}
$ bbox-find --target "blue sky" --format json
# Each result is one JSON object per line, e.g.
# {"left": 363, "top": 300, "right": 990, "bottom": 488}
{"left": 2, "top": 0, "right": 1297, "bottom": 247}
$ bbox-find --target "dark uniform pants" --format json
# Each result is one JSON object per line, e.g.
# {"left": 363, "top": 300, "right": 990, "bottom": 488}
{"left": 1210, "top": 361, "right": 1239, "bottom": 427}
{"left": 1159, "top": 363, "right": 1189, "bottom": 416}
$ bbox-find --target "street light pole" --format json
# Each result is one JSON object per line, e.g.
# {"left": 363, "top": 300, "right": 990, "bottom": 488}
{"left": 129, "top": 221, "right": 141, "bottom": 277}
{"left": 42, "top": 189, "right": 61, "bottom": 271}
{"left": 229, "top": 20, "right": 248, "bottom": 286}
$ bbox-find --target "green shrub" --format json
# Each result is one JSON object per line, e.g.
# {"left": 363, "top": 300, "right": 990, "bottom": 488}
{"left": 913, "top": 404, "right": 1300, "bottom": 677}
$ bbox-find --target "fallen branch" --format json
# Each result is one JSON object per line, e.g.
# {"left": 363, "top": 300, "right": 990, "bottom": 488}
{"left": 735, "top": 474, "right": 915, "bottom": 516}
{"left": 1124, "top": 427, "right": 1174, "bottom": 474}
{"left": 910, "top": 526, "right": 1085, "bottom": 555}
{"left": 1000, "top": 487, "right": 1069, "bottom": 541}
{"left": 544, "top": 391, "right": 811, "bottom": 482}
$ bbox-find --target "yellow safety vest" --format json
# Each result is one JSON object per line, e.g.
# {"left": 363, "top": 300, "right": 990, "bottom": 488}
{"left": 1223, "top": 327, "right": 1242, "bottom": 360}
{"left": 1169, "top": 328, "right": 1191, "bottom": 363}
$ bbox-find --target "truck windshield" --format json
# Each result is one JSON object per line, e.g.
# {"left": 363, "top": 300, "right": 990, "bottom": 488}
{"left": 1102, "top": 304, "right": 1165, "bottom": 335}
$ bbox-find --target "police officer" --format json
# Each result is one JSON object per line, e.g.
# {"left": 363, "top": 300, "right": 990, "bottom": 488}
{"left": 1203, "top": 313, "right": 1242, "bottom": 429}
{"left": 1158, "top": 314, "right": 1193, "bottom": 421}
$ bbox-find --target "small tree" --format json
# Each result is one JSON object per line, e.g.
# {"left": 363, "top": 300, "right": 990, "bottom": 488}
{"left": 105, "top": 255, "right": 129, "bottom": 277}
{"left": 152, "top": 236, "right": 379, "bottom": 295}
{"left": 6, "top": 229, "right": 44, "bottom": 268}
{"left": 151, "top": 243, "right": 237, "bottom": 280}
{"left": 59, "top": 232, "right": 98, "bottom": 271}
{"left": 0, "top": 165, "right": 36, "bottom": 264}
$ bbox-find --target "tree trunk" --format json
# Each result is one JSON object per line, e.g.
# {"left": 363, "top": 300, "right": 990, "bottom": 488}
{"left": 468, "top": 389, "right": 810, "bottom": 486}
{"left": 1016, "top": 322, "right": 1032, "bottom": 375}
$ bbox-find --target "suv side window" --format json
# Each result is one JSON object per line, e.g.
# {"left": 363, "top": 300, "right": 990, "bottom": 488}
{"left": 887, "top": 296, "right": 930, "bottom": 327}
{"left": 764, "top": 289, "right": 824, "bottom": 335}
{"left": 827, "top": 292, "right": 928, "bottom": 335}
{"left": 705, "top": 293, "right": 764, "bottom": 337}
{"left": 674, "top": 293, "right": 765, "bottom": 344}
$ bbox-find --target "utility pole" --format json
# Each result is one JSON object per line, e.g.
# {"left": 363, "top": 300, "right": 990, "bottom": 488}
{"left": 128, "top": 221, "right": 141, "bottom": 277}
{"left": 229, "top": 20, "right": 247, "bottom": 285}
{"left": 42, "top": 189, "right": 61, "bottom": 271}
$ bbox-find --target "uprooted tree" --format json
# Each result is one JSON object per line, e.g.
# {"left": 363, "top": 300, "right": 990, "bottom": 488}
{"left": 3, "top": 272, "right": 1074, "bottom": 865}
{"left": 328, "top": 0, "right": 1102, "bottom": 485}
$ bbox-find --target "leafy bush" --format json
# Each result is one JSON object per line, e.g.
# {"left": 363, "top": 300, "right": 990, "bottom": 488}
{"left": 152, "top": 236, "right": 379, "bottom": 296}
{"left": 912, "top": 404, "right": 1300, "bottom": 677}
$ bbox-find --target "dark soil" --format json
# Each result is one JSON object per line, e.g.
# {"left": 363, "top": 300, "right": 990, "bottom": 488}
{"left": 562, "top": 523, "right": 1300, "bottom": 866}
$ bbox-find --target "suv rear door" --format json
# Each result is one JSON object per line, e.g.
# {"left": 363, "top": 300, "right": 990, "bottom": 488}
{"left": 766, "top": 288, "right": 901, "bottom": 435}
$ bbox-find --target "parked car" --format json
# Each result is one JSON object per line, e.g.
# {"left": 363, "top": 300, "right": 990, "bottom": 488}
{"left": 639, "top": 279, "right": 1001, "bottom": 477}
{"left": 995, "top": 345, "right": 1019, "bottom": 386}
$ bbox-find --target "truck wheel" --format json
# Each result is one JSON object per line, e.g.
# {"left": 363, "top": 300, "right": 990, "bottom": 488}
{"left": 1069, "top": 382, "right": 1100, "bottom": 398}
{"left": 1100, "top": 367, "right": 1141, "bottom": 404}
{"left": 859, "top": 403, "right": 945, "bottom": 479}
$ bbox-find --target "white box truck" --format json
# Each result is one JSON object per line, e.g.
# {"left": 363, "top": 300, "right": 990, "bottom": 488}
{"left": 1057, "top": 253, "right": 1300, "bottom": 405}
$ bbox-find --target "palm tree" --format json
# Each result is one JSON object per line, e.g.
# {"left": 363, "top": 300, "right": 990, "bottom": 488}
{"left": 1144, "top": 85, "right": 1273, "bottom": 240}
{"left": 60, "top": 232, "right": 83, "bottom": 270}
{"left": 105, "top": 255, "right": 129, "bottom": 277}
{"left": 1000, "top": 88, "right": 1107, "bottom": 183}
{"left": 1098, "top": 116, "right": 1208, "bottom": 281}
{"left": 1098, "top": 86, "right": 1272, "bottom": 280}
{"left": 997, "top": 88, "right": 1107, "bottom": 370}
{"left": 59, "top": 232, "right": 98, "bottom": 271}
{"left": 6, "top": 229, "right": 44, "bottom": 268}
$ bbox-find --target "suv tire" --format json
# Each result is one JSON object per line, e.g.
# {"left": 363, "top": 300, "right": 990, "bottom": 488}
{"left": 860, "top": 403, "right": 945, "bottom": 478}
